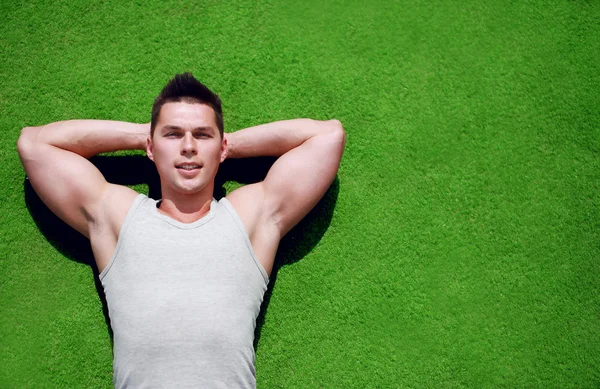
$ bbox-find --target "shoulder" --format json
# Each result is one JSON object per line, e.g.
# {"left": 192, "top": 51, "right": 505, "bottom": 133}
{"left": 89, "top": 184, "right": 142, "bottom": 272}
{"left": 225, "top": 183, "right": 266, "bottom": 230}
{"left": 224, "top": 182, "right": 282, "bottom": 239}
{"left": 225, "top": 183, "right": 279, "bottom": 277}
{"left": 99, "top": 184, "right": 143, "bottom": 229}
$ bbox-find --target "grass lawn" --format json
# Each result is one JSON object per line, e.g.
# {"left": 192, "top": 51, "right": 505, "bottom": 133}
{"left": 1, "top": 0, "right": 599, "bottom": 387}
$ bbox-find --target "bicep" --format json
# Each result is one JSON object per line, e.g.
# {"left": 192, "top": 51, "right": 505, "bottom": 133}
{"left": 19, "top": 136, "right": 110, "bottom": 238}
{"left": 262, "top": 128, "right": 346, "bottom": 237}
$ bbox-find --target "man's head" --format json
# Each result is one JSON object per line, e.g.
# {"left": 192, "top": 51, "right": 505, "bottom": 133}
{"left": 151, "top": 72, "right": 223, "bottom": 139}
{"left": 147, "top": 73, "right": 227, "bottom": 197}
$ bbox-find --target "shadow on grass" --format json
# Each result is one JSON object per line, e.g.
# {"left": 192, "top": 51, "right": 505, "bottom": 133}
{"left": 24, "top": 155, "right": 339, "bottom": 351}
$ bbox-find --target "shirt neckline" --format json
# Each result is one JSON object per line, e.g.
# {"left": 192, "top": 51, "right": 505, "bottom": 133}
{"left": 149, "top": 197, "right": 218, "bottom": 229}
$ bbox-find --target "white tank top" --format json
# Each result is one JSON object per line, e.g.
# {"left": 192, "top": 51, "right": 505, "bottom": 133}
{"left": 100, "top": 194, "right": 269, "bottom": 388}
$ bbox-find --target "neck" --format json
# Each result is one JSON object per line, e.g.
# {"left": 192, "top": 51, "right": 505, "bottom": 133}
{"left": 157, "top": 184, "right": 215, "bottom": 223}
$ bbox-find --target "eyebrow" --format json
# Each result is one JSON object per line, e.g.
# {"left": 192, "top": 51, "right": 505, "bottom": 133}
{"left": 161, "top": 125, "right": 215, "bottom": 133}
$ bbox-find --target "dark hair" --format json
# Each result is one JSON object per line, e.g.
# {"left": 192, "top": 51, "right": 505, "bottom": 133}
{"left": 150, "top": 72, "right": 223, "bottom": 138}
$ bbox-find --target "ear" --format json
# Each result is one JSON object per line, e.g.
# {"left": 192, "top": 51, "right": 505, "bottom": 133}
{"left": 146, "top": 136, "right": 154, "bottom": 161}
{"left": 219, "top": 135, "right": 228, "bottom": 163}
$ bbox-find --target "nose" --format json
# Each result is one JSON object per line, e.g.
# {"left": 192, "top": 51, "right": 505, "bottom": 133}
{"left": 181, "top": 132, "right": 197, "bottom": 155}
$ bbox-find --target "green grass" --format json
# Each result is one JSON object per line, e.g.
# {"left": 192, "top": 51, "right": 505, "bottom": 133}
{"left": 1, "top": 0, "right": 599, "bottom": 387}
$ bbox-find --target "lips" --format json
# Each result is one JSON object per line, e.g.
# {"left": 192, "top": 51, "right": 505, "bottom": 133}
{"left": 176, "top": 163, "right": 202, "bottom": 171}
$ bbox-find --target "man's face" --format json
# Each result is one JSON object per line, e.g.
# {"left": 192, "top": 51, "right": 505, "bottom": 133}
{"left": 147, "top": 102, "right": 226, "bottom": 197}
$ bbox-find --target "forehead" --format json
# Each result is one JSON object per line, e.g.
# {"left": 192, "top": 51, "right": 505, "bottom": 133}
{"left": 157, "top": 102, "right": 217, "bottom": 129}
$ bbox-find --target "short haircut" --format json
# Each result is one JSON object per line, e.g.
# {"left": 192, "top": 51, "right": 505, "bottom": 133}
{"left": 150, "top": 72, "right": 223, "bottom": 138}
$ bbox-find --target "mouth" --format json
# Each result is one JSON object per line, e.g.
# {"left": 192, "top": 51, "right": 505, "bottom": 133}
{"left": 176, "top": 163, "right": 202, "bottom": 171}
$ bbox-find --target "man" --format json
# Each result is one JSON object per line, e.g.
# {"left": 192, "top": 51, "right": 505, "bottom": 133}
{"left": 17, "top": 72, "right": 346, "bottom": 388}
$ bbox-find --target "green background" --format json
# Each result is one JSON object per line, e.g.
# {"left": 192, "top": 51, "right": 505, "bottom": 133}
{"left": 1, "top": 0, "right": 599, "bottom": 387}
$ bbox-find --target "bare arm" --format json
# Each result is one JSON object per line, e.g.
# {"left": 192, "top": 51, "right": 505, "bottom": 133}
{"left": 225, "top": 119, "right": 346, "bottom": 274}
{"left": 17, "top": 120, "right": 149, "bottom": 238}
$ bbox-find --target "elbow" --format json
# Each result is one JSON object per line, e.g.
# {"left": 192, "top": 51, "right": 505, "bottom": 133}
{"left": 327, "top": 119, "right": 343, "bottom": 131}
{"left": 307, "top": 119, "right": 347, "bottom": 151}
{"left": 17, "top": 126, "right": 40, "bottom": 157}
{"left": 326, "top": 119, "right": 346, "bottom": 146}
{"left": 315, "top": 119, "right": 346, "bottom": 157}
{"left": 316, "top": 118, "right": 345, "bottom": 137}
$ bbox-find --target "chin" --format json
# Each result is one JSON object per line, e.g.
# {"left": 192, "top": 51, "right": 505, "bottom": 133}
{"left": 176, "top": 185, "right": 205, "bottom": 195}
{"left": 177, "top": 181, "right": 211, "bottom": 195}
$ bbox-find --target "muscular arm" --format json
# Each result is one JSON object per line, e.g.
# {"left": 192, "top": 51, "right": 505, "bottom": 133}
{"left": 22, "top": 120, "right": 148, "bottom": 157}
{"left": 17, "top": 120, "right": 148, "bottom": 238}
{"left": 226, "top": 119, "right": 344, "bottom": 159}
{"left": 225, "top": 119, "right": 346, "bottom": 275}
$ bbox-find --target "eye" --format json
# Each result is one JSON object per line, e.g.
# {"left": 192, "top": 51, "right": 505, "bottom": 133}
{"left": 194, "top": 133, "right": 211, "bottom": 139}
